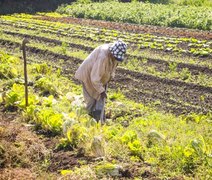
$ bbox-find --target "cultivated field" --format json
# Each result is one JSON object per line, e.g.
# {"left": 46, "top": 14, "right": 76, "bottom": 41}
{"left": 0, "top": 11, "right": 212, "bottom": 179}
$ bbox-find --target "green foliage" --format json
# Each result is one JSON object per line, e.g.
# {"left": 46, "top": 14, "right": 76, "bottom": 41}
{"left": 128, "top": 139, "right": 143, "bottom": 156}
{"left": 182, "top": 136, "right": 211, "bottom": 174}
{"left": 103, "top": 126, "right": 122, "bottom": 140}
{"left": 168, "top": 62, "right": 177, "bottom": 72}
{"left": 62, "top": 115, "right": 77, "bottom": 135}
{"left": 32, "top": 63, "right": 52, "bottom": 75}
{"left": 0, "top": 52, "right": 20, "bottom": 79}
{"left": 5, "top": 84, "right": 24, "bottom": 106}
{"left": 121, "top": 130, "right": 138, "bottom": 144}
{"left": 95, "top": 162, "right": 122, "bottom": 177}
{"left": 61, "top": 41, "right": 68, "bottom": 55}
{"left": 35, "top": 108, "right": 63, "bottom": 133}
{"left": 4, "top": 83, "right": 38, "bottom": 109}
{"left": 0, "top": 64, "right": 18, "bottom": 79}
{"left": 23, "top": 104, "right": 37, "bottom": 121}
{"left": 4, "top": 83, "right": 25, "bottom": 107}
{"left": 178, "top": 0, "right": 212, "bottom": 7}
{"left": 145, "top": 0, "right": 171, "bottom": 4}
{"left": 57, "top": 2, "right": 212, "bottom": 30}
{"left": 147, "top": 129, "right": 165, "bottom": 141}
{"left": 0, "top": 51, "right": 19, "bottom": 64}
{"left": 35, "top": 77, "right": 58, "bottom": 96}
{"left": 91, "top": 136, "right": 105, "bottom": 157}
{"left": 109, "top": 89, "right": 125, "bottom": 101}
{"left": 180, "top": 68, "right": 191, "bottom": 81}
{"left": 66, "top": 124, "right": 89, "bottom": 148}
{"left": 182, "top": 113, "right": 207, "bottom": 123}
{"left": 76, "top": 0, "right": 92, "bottom": 4}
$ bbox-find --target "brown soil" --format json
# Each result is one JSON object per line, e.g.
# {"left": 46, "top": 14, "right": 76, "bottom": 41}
{"left": 0, "top": 105, "right": 78, "bottom": 179}
{"left": 0, "top": 39, "right": 212, "bottom": 115}
{"left": 2, "top": 21, "right": 211, "bottom": 61}
{"left": 0, "top": 39, "right": 211, "bottom": 115}
{"left": 0, "top": 107, "right": 141, "bottom": 179}
{"left": 35, "top": 16, "right": 212, "bottom": 40}
{"left": 0, "top": 168, "right": 36, "bottom": 180}
{"left": 3, "top": 30, "right": 212, "bottom": 76}
{"left": 48, "top": 151, "right": 79, "bottom": 172}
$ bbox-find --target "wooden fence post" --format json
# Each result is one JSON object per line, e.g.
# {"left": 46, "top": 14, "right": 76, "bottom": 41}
{"left": 22, "top": 38, "right": 29, "bottom": 107}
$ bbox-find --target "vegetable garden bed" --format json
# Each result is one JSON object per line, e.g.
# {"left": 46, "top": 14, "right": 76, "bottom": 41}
{"left": 0, "top": 11, "right": 212, "bottom": 179}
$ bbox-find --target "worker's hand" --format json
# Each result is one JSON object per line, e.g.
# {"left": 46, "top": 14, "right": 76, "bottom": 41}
{"left": 101, "top": 91, "right": 107, "bottom": 99}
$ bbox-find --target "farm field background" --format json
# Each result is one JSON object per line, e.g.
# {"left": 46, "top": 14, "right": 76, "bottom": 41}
{"left": 56, "top": 2, "right": 212, "bottom": 30}
{"left": 0, "top": 1, "right": 212, "bottom": 179}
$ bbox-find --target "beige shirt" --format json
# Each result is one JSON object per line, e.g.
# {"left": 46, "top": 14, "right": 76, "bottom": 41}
{"left": 75, "top": 44, "right": 118, "bottom": 100}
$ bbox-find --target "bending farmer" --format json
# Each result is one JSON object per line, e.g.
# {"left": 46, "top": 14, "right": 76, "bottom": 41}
{"left": 75, "top": 40, "right": 127, "bottom": 122}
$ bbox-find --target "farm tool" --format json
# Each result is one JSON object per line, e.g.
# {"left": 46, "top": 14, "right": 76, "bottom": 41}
{"left": 100, "top": 84, "right": 108, "bottom": 125}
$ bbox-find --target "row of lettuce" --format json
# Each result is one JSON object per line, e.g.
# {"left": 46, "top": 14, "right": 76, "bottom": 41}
{"left": 1, "top": 14, "right": 211, "bottom": 58}
{"left": 56, "top": 2, "right": 212, "bottom": 30}
{"left": 0, "top": 16, "right": 212, "bottom": 88}
{"left": 0, "top": 51, "right": 212, "bottom": 178}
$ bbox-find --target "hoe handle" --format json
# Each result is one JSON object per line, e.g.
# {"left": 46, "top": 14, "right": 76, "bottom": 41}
{"left": 100, "top": 84, "right": 108, "bottom": 125}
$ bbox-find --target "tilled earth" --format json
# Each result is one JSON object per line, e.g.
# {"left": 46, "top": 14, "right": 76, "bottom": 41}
{"left": 0, "top": 38, "right": 211, "bottom": 115}
{"left": 1, "top": 14, "right": 211, "bottom": 180}
{"left": 0, "top": 15, "right": 212, "bottom": 116}
{"left": 0, "top": 107, "right": 152, "bottom": 179}
{"left": 0, "top": 106, "right": 80, "bottom": 179}
{"left": 2, "top": 30, "right": 212, "bottom": 75}
{"left": 36, "top": 16, "right": 212, "bottom": 40}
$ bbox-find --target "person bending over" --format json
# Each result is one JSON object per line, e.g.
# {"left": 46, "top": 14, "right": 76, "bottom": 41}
{"left": 75, "top": 40, "right": 127, "bottom": 122}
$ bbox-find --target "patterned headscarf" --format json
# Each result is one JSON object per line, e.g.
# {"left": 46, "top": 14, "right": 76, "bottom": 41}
{"left": 109, "top": 40, "right": 127, "bottom": 62}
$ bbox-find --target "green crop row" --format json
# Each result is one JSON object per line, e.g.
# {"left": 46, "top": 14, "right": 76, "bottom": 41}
{"left": 1, "top": 14, "right": 211, "bottom": 57}
{"left": 1, "top": 51, "right": 212, "bottom": 179}
{"left": 1, "top": 20, "right": 211, "bottom": 70}
{"left": 56, "top": 2, "right": 212, "bottom": 30}
{"left": 0, "top": 16, "right": 212, "bottom": 88}
{"left": 1, "top": 29, "right": 212, "bottom": 89}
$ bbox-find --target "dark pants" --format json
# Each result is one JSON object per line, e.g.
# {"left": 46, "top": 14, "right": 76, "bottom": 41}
{"left": 82, "top": 84, "right": 105, "bottom": 122}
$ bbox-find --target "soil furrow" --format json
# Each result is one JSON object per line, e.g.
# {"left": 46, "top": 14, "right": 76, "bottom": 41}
{"left": 26, "top": 54, "right": 207, "bottom": 115}
{"left": 35, "top": 16, "right": 212, "bottom": 40}
{"left": 0, "top": 39, "right": 211, "bottom": 115}
{"left": 3, "top": 30, "right": 94, "bottom": 52}
{"left": 3, "top": 30, "right": 212, "bottom": 76}
{"left": 1, "top": 38, "right": 211, "bottom": 93}
{"left": 1, "top": 20, "right": 211, "bottom": 60}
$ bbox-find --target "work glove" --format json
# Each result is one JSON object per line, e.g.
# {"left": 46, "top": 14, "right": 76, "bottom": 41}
{"left": 100, "top": 91, "right": 107, "bottom": 99}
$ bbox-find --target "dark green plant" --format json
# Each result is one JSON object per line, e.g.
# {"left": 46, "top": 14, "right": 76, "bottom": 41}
{"left": 144, "top": 0, "right": 171, "bottom": 4}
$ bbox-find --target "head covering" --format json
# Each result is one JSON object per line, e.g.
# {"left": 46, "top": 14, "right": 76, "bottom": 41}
{"left": 109, "top": 40, "right": 127, "bottom": 62}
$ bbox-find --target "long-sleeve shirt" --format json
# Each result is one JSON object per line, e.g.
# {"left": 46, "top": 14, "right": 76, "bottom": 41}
{"left": 75, "top": 44, "right": 118, "bottom": 100}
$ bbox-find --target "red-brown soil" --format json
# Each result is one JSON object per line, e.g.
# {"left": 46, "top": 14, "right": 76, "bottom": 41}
{"left": 36, "top": 16, "right": 212, "bottom": 40}
{"left": 0, "top": 39, "right": 211, "bottom": 115}
{"left": 0, "top": 106, "right": 79, "bottom": 179}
